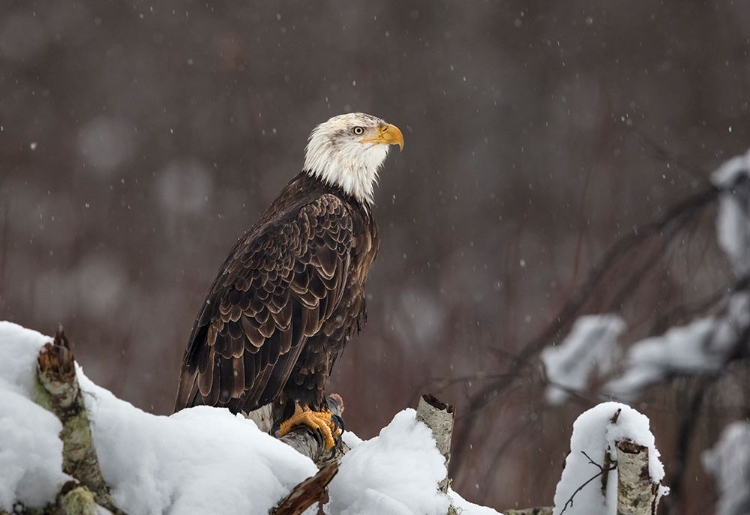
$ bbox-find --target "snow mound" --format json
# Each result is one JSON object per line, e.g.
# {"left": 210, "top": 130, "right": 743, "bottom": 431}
{"left": 0, "top": 389, "right": 69, "bottom": 510}
{"left": 552, "top": 402, "right": 666, "bottom": 515}
{"left": 0, "top": 321, "right": 499, "bottom": 514}
{"left": 327, "top": 409, "right": 449, "bottom": 515}
{"left": 0, "top": 323, "right": 70, "bottom": 510}
{"left": 84, "top": 388, "right": 317, "bottom": 514}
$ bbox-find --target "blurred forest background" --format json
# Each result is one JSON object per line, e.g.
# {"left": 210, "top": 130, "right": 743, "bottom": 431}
{"left": 1, "top": 1, "right": 749, "bottom": 512}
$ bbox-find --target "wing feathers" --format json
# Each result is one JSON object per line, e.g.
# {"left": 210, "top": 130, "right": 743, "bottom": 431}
{"left": 175, "top": 193, "right": 359, "bottom": 413}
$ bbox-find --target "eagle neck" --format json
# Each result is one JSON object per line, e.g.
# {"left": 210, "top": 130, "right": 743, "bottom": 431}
{"left": 302, "top": 170, "right": 373, "bottom": 214}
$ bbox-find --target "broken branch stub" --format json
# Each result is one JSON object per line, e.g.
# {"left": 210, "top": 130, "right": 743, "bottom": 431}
{"left": 271, "top": 463, "right": 338, "bottom": 515}
{"left": 33, "top": 327, "right": 124, "bottom": 514}
{"left": 416, "top": 394, "right": 455, "bottom": 493}
{"left": 615, "top": 439, "right": 660, "bottom": 515}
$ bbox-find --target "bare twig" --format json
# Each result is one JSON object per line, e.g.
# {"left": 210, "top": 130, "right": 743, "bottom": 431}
{"left": 558, "top": 455, "right": 618, "bottom": 515}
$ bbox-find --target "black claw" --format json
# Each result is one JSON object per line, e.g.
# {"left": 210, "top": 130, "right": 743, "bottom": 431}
{"left": 332, "top": 414, "right": 346, "bottom": 433}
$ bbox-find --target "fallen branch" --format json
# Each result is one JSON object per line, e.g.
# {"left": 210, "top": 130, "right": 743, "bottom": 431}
{"left": 32, "top": 327, "right": 126, "bottom": 515}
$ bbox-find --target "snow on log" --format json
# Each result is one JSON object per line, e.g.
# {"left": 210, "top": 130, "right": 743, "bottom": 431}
{"left": 1, "top": 321, "right": 504, "bottom": 515}
{"left": 551, "top": 402, "right": 667, "bottom": 515}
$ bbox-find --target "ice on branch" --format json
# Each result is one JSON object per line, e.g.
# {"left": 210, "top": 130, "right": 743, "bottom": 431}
{"left": 712, "top": 149, "right": 750, "bottom": 278}
{"left": 541, "top": 315, "right": 625, "bottom": 404}
{"left": 703, "top": 421, "right": 750, "bottom": 515}
{"left": 552, "top": 402, "right": 667, "bottom": 515}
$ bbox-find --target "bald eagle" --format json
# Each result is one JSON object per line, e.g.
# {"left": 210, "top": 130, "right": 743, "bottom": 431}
{"left": 174, "top": 113, "right": 404, "bottom": 448}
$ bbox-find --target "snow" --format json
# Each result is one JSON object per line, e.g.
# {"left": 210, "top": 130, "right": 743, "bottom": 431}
{"left": 84, "top": 391, "right": 317, "bottom": 514}
{"left": 606, "top": 293, "right": 750, "bottom": 399}
{"left": 703, "top": 421, "right": 750, "bottom": 515}
{"left": 541, "top": 315, "right": 625, "bottom": 404}
{"left": 552, "top": 402, "right": 666, "bottom": 515}
{"left": 0, "top": 323, "right": 69, "bottom": 510}
{"left": 712, "top": 149, "right": 750, "bottom": 278}
{"left": 0, "top": 389, "right": 69, "bottom": 510}
{"left": 327, "top": 409, "right": 449, "bottom": 515}
{"left": 449, "top": 490, "right": 503, "bottom": 515}
{"left": 0, "top": 321, "right": 498, "bottom": 515}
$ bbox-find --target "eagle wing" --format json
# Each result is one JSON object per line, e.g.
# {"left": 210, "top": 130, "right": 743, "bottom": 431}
{"left": 174, "top": 194, "right": 354, "bottom": 412}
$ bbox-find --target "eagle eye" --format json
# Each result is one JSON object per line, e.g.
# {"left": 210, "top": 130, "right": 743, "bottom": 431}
{"left": 352, "top": 126, "right": 365, "bottom": 136}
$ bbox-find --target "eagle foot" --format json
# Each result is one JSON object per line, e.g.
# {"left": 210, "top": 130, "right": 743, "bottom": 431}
{"left": 278, "top": 404, "right": 341, "bottom": 450}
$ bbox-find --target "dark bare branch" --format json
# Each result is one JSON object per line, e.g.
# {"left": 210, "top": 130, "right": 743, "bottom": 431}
{"left": 271, "top": 463, "right": 338, "bottom": 515}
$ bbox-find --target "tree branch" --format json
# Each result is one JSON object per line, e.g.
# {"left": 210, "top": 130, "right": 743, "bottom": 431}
{"left": 245, "top": 393, "right": 349, "bottom": 468}
{"left": 271, "top": 463, "right": 338, "bottom": 515}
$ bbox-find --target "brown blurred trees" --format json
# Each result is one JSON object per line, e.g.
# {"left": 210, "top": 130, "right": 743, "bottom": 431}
{"left": 2, "top": 1, "right": 750, "bottom": 512}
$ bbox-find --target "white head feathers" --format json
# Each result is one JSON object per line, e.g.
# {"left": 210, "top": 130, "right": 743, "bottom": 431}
{"left": 304, "top": 113, "right": 404, "bottom": 205}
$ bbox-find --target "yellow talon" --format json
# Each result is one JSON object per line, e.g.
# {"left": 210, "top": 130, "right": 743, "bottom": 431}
{"left": 278, "top": 404, "right": 340, "bottom": 450}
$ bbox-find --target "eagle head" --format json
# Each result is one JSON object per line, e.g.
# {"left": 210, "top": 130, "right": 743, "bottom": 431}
{"left": 304, "top": 113, "right": 404, "bottom": 205}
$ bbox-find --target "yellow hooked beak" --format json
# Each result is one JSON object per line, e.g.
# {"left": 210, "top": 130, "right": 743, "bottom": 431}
{"left": 361, "top": 123, "right": 404, "bottom": 151}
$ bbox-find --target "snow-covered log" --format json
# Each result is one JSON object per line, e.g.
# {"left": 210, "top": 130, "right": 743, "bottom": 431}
{"left": 0, "top": 322, "right": 499, "bottom": 515}
{"left": 552, "top": 403, "right": 667, "bottom": 515}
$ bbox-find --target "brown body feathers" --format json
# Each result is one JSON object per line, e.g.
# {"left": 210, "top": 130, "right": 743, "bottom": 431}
{"left": 174, "top": 172, "right": 379, "bottom": 420}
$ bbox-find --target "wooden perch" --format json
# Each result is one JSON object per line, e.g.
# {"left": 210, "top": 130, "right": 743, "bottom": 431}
{"left": 33, "top": 327, "right": 126, "bottom": 515}
{"left": 615, "top": 439, "right": 660, "bottom": 515}
{"left": 416, "top": 394, "right": 455, "bottom": 493}
{"left": 246, "top": 393, "right": 349, "bottom": 468}
{"left": 271, "top": 463, "right": 338, "bottom": 515}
